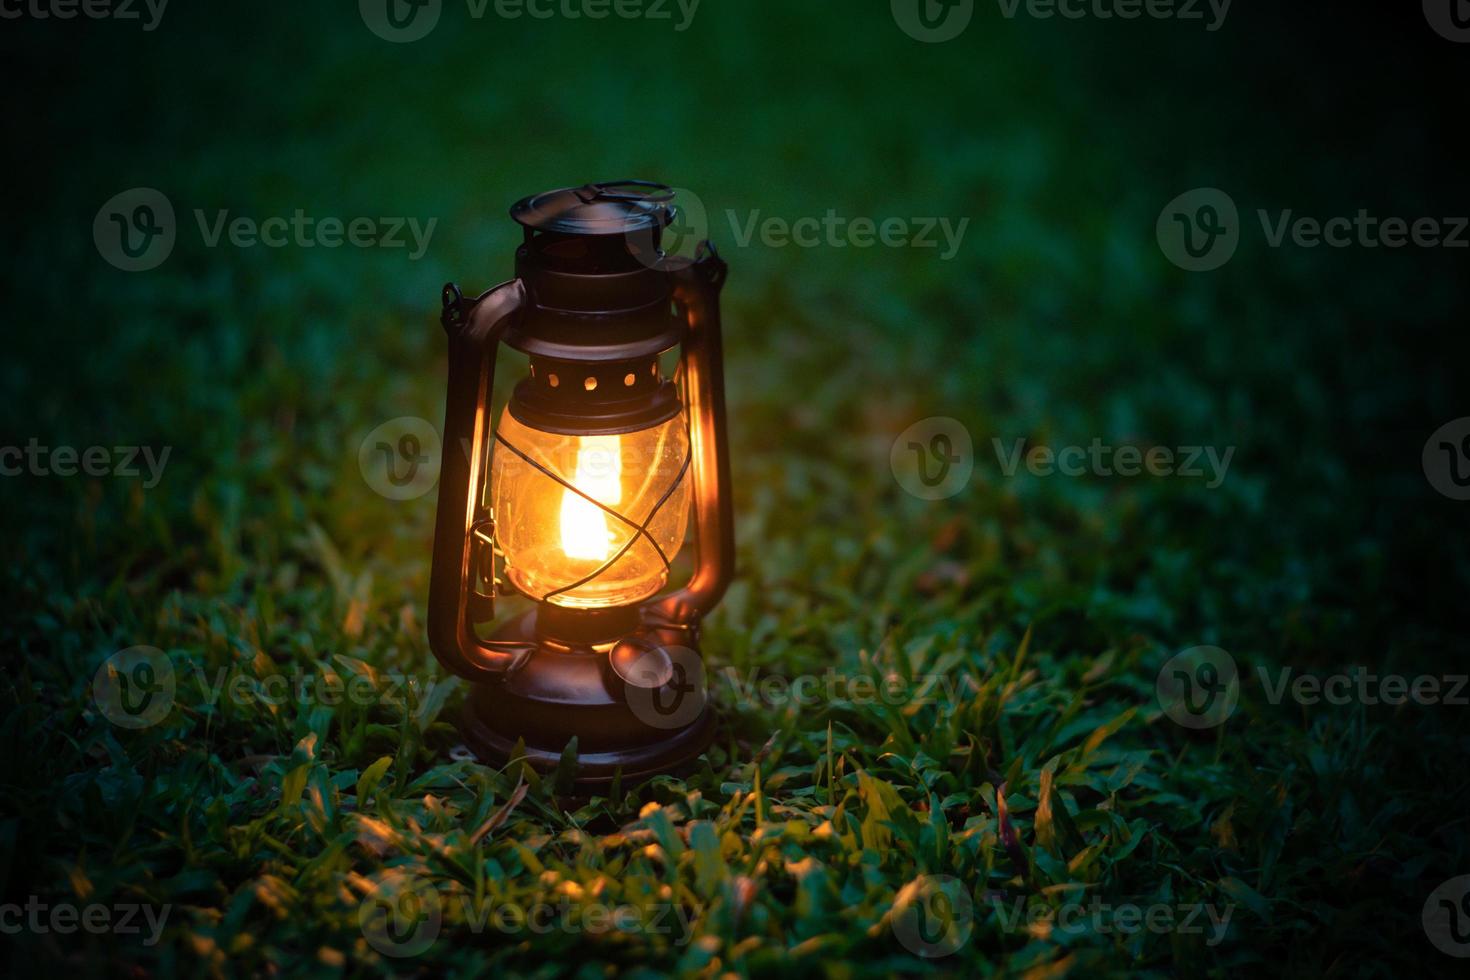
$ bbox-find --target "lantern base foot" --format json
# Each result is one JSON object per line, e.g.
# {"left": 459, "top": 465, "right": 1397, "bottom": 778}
{"left": 460, "top": 699, "right": 713, "bottom": 790}
{"left": 456, "top": 608, "right": 714, "bottom": 791}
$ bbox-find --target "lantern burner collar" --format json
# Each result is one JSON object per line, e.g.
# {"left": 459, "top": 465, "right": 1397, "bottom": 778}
{"left": 511, "top": 180, "right": 676, "bottom": 237}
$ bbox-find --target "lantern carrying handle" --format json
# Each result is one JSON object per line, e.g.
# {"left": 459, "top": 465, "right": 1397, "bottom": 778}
{"left": 648, "top": 243, "right": 734, "bottom": 629}
{"left": 427, "top": 278, "right": 534, "bottom": 682}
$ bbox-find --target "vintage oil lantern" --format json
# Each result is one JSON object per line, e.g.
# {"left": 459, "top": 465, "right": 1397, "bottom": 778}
{"left": 428, "top": 180, "right": 732, "bottom": 787}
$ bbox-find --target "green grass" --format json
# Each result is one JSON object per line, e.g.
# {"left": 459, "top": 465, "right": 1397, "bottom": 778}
{"left": 2, "top": 2, "right": 1467, "bottom": 976}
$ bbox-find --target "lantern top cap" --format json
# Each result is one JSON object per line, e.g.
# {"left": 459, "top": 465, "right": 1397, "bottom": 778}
{"left": 511, "top": 180, "right": 676, "bottom": 237}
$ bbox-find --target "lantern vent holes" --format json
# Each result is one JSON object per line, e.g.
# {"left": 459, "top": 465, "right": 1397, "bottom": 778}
{"left": 529, "top": 359, "right": 664, "bottom": 398}
{"left": 511, "top": 354, "right": 679, "bottom": 435}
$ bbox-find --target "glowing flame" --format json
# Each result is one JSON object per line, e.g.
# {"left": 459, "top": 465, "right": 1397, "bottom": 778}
{"left": 559, "top": 435, "right": 622, "bottom": 561}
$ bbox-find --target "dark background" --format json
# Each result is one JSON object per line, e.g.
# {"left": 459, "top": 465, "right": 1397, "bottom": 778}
{"left": 1, "top": 1, "right": 1467, "bottom": 976}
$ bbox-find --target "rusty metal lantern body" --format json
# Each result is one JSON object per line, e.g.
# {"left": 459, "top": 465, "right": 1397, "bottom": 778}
{"left": 428, "top": 181, "right": 732, "bottom": 787}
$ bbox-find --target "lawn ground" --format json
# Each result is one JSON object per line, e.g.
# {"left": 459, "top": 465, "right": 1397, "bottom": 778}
{"left": 2, "top": 2, "right": 1467, "bottom": 976}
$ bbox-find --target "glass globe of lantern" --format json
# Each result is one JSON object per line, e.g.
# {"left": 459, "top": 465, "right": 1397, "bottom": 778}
{"left": 490, "top": 406, "right": 692, "bottom": 609}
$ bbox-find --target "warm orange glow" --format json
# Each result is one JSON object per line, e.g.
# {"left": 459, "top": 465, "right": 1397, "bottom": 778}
{"left": 558, "top": 435, "right": 622, "bottom": 560}
{"left": 490, "top": 409, "right": 691, "bottom": 608}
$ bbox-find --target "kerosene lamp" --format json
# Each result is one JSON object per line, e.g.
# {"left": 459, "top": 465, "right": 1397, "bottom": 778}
{"left": 428, "top": 181, "right": 732, "bottom": 787}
